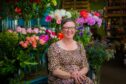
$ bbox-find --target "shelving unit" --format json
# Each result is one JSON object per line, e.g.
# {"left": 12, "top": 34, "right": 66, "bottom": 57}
{"left": 105, "top": 0, "right": 126, "bottom": 66}
{"left": 105, "top": 0, "right": 126, "bottom": 39}
{"left": 62, "top": 0, "right": 90, "bottom": 11}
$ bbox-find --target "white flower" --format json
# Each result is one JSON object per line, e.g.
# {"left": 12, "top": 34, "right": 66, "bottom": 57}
{"left": 54, "top": 9, "right": 62, "bottom": 20}
{"left": 40, "top": 27, "right": 46, "bottom": 31}
{"left": 60, "top": 9, "right": 66, "bottom": 17}
{"left": 39, "top": 30, "right": 45, "bottom": 34}
{"left": 66, "top": 11, "right": 72, "bottom": 18}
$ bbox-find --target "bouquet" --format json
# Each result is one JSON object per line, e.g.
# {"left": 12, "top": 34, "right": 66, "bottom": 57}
{"left": 75, "top": 10, "right": 103, "bottom": 46}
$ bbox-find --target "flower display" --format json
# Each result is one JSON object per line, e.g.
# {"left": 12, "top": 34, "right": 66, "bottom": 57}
{"left": 76, "top": 10, "right": 102, "bottom": 27}
{"left": 0, "top": 26, "right": 58, "bottom": 82}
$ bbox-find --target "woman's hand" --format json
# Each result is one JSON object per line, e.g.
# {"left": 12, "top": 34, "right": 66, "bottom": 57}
{"left": 71, "top": 71, "right": 86, "bottom": 84}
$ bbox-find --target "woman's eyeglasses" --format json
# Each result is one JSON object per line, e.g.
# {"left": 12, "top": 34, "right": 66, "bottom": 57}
{"left": 63, "top": 27, "right": 76, "bottom": 30}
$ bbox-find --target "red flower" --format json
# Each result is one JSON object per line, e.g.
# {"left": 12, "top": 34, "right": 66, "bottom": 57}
{"left": 57, "top": 33, "right": 64, "bottom": 40}
{"left": 15, "top": 7, "right": 22, "bottom": 14}
{"left": 94, "top": 12, "right": 101, "bottom": 17}
{"left": 80, "top": 10, "right": 88, "bottom": 18}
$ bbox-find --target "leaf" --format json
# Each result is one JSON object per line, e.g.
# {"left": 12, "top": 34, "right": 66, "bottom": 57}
{"left": 24, "top": 61, "right": 38, "bottom": 65}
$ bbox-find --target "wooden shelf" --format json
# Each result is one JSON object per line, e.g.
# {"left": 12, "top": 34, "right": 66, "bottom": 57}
{"left": 106, "top": 14, "right": 126, "bottom": 17}
{"left": 62, "top": 0, "right": 90, "bottom": 11}
{"left": 106, "top": 6, "right": 126, "bottom": 10}
{"left": 105, "top": 0, "right": 126, "bottom": 40}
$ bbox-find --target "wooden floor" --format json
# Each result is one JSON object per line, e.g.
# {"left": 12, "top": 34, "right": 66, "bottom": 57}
{"left": 100, "top": 59, "right": 126, "bottom": 84}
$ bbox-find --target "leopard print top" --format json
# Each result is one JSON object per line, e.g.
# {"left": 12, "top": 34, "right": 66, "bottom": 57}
{"left": 47, "top": 42, "right": 92, "bottom": 84}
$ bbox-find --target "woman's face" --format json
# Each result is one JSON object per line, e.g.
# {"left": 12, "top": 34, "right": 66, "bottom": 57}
{"left": 62, "top": 21, "right": 76, "bottom": 39}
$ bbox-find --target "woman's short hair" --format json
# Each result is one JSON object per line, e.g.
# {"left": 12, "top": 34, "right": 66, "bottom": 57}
{"left": 61, "top": 18, "right": 75, "bottom": 27}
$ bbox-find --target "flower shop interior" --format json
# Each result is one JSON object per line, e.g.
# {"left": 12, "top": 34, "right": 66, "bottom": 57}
{"left": 0, "top": 0, "right": 126, "bottom": 84}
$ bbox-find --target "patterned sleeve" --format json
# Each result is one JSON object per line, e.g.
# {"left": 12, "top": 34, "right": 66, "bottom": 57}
{"left": 80, "top": 43, "right": 89, "bottom": 69}
{"left": 47, "top": 43, "right": 62, "bottom": 72}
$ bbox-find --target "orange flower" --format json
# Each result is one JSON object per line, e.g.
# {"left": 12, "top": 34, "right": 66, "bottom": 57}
{"left": 26, "top": 37, "right": 30, "bottom": 41}
{"left": 31, "top": 41, "right": 37, "bottom": 48}
{"left": 19, "top": 41, "right": 28, "bottom": 48}
{"left": 39, "top": 39, "right": 46, "bottom": 45}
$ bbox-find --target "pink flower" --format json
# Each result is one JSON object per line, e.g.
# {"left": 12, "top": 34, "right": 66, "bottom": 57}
{"left": 16, "top": 26, "right": 22, "bottom": 32}
{"left": 45, "top": 15, "right": 52, "bottom": 22}
{"left": 27, "top": 28, "right": 33, "bottom": 33}
{"left": 94, "top": 12, "right": 101, "bottom": 17}
{"left": 56, "top": 19, "right": 61, "bottom": 24}
{"left": 33, "top": 28, "right": 39, "bottom": 34}
{"left": 21, "top": 28, "right": 27, "bottom": 34}
{"left": 7, "top": 29, "right": 13, "bottom": 33}
{"left": 39, "top": 35, "right": 49, "bottom": 42}
{"left": 46, "top": 29, "right": 52, "bottom": 34}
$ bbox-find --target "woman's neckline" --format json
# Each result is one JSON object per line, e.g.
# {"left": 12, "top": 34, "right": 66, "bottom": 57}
{"left": 55, "top": 41, "right": 79, "bottom": 51}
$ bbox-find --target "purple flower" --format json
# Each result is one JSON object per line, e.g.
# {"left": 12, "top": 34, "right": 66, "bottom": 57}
{"left": 45, "top": 15, "right": 52, "bottom": 22}
{"left": 76, "top": 26, "right": 84, "bottom": 30}
{"left": 79, "top": 31, "right": 83, "bottom": 37}
{"left": 93, "top": 16, "right": 99, "bottom": 22}
{"left": 87, "top": 17, "right": 96, "bottom": 26}
{"left": 97, "top": 18, "right": 102, "bottom": 27}
{"left": 76, "top": 18, "right": 84, "bottom": 24}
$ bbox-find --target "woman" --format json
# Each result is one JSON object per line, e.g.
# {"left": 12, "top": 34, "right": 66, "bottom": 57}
{"left": 47, "top": 18, "right": 93, "bottom": 84}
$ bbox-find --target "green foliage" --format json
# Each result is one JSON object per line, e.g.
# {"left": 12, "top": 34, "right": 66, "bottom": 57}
{"left": 69, "top": 9, "right": 79, "bottom": 20}
{"left": 1, "top": 0, "right": 57, "bottom": 19}
{"left": 0, "top": 31, "right": 19, "bottom": 75}
{"left": 86, "top": 42, "right": 114, "bottom": 71}
{"left": 75, "top": 27, "right": 92, "bottom": 46}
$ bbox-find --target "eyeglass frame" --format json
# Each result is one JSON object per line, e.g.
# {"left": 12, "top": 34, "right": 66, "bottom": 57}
{"left": 62, "top": 26, "right": 76, "bottom": 30}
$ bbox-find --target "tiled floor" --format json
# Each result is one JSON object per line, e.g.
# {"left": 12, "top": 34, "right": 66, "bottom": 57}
{"left": 100, "top": 59, "right": 126, "bottom": 84}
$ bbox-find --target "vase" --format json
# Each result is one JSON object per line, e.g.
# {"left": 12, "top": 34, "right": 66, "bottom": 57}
{"left": 24, "top": 19, "right": 31, "bottom": 28}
